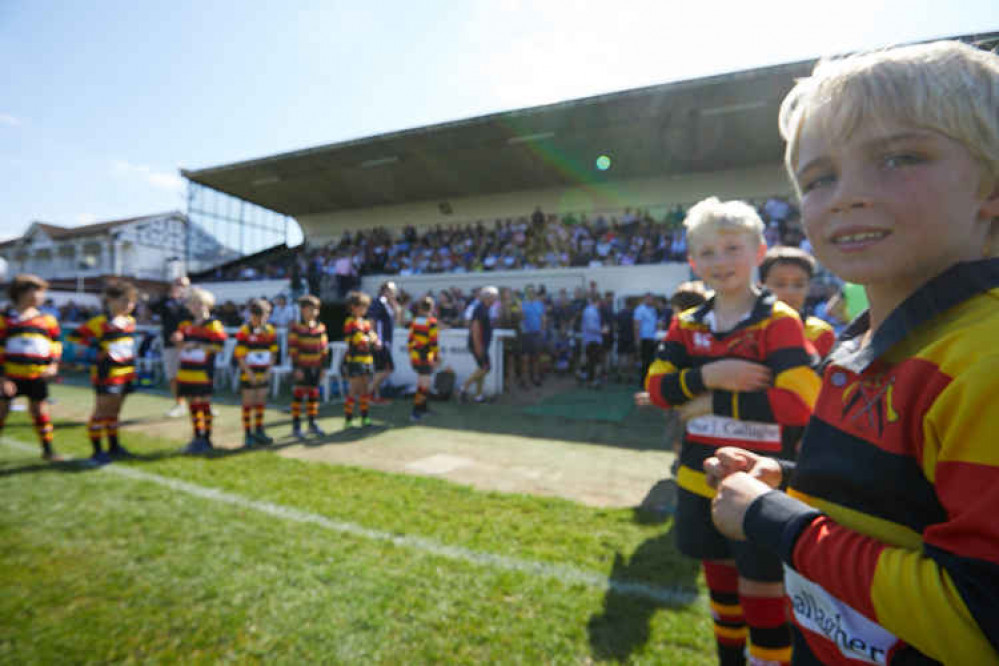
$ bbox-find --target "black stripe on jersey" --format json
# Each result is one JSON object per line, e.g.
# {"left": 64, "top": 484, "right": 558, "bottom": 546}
{"left": 767, "top": 346, "right": 813, "bottom": 374}
{"left": 713, "top": 390, "right": 774, "bottom": 423}
{"left": 924, "top": 543, "right": 999, "bottom": 655}
{"left": 3, "top": 355, "right": 52, "bottom": 366}
{"left": 748, "top": 625, "right": 792, "bottom": 649}
{"left": 794, "top": 418, "right": 947, "bottom": 533}
{"left": 5, "top": 325, "right": 54, "bottom": 337}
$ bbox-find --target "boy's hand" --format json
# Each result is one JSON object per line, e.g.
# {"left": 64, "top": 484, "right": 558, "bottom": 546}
{"left": 41, "top": 364, "right": 58, "bottom": 379}
{"left": 711, "top": 472, "right": 773, "bottom": 541}
{"left": 704, "top": 447, "right": 783, "bottom": 490}
{"left": 634, "top": 391, "right": 651, "bottom": 406}
{"left": 677, "top": 393, "right": 711, "bottom": 420}
{"left": 293, "top": 369, "right": 304, "bottom": 381}
{"left": 1, "top": 379, "right": 15, "bottom": 397}
{"left": 702, "top": 359, "right": 771, "bottom": 392}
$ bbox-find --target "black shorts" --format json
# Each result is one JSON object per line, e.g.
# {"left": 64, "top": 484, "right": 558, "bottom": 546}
{"left": 345, "top": 361, "right": 374, "bottom": 378}
{"left": 472, "top": 352, "right": 490, "bottom": 371}
{"left": 177, "top": 383, "right": 214, "bottom": 398}
{"left": 294, "top": 367, "right": 323, "bottom": 388}
{"left": 373, "top": 347, "right": 394, "bottom": 372}
{"left": 412, "top": 363, "right": 434, "bottom": 376}
{"left": 96, "top": 382, "right": 133, "bottom": 396}
{"left": 1, "top": 377, "right": 49, "bottom": 402}
{"left": 240, "top": 370, "right": 270, "bottom": 390}
{"left": 674, "top": 482, "right": 784, "bottom": 582}
{"left": 521, "top": 332, "right": 543, "bottom": 355}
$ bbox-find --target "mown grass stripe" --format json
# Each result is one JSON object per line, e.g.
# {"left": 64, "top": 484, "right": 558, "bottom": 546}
{"left": 1, "top": 436, "right": 699, "bottom": 608}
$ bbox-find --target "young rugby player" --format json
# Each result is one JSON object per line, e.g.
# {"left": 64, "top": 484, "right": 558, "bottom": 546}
{"left": 70, "top": 281, "right": 138, "bottom": 463}
{"left": 407, "top": 296, "right": 439, "bottom": 422}
{"left": 0, "top": 275, "right": 62, "bottom": 460}
{"left": 234, "top": 298, "right": 278, "bottom": 447}
{"left": 343, "top": 291, "right": 378, "bottom": 428}
{"left": 172, "top": 287, "right": 227, "bottom": 453}
{"left": 645, "top": 197, "right": 821, "bottom": 666}
{"left": 760, "top": 246, "right": 836, "bottom": 360}
{"left": 289, "top": 295, "right": 328, "bottom": 439}
{"left": 707, "top": 41, "right": 999, "bottom": 664}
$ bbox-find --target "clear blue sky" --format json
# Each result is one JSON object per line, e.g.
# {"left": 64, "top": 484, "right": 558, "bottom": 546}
{"left": 2, "top": 0, "right": 996, "bottom": 242}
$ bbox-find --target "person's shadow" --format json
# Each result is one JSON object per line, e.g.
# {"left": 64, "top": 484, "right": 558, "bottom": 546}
{"left": 586, "top": 517, "right": 700, "bottom": 660}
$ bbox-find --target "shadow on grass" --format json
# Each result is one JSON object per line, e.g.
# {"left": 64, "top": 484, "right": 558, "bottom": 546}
{"left": 586, "top": 522, "right": 701, "bottom": 662}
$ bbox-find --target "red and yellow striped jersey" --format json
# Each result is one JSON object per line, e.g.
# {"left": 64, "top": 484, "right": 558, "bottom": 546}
{"left": 805, "top": 315, "right": 836, "bottom": 360}
{"left": 746, "top": 259, "right": 999, "bottom": 665}
{"left": 175, "top": 317, "right": 227, "bottom": 387}
{"left": 344, "top": 316, "right": 376, "bottom": 364}
{"left": 288, "top": 320, "right": 328, "bottom": 369}
{"left": 233, "top": 323, "right": 278, "bottom": 372}
{"left": 645, "top": 291, "right": 820, "bottom": 499}
{"left": 408, "top": 316, "right": 439, "bottom": 367}
{"left": 68, "top": 313, "right": 137, "bottom": 386}
{"left": 0, "top": 310, "right": 62, "bottom": 380}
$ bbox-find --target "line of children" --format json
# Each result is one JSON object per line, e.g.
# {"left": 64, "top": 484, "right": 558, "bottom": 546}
{"left": 343, "top": 290, "right": 379, "bottom": 428}
{"left": 0, "top": 275, "right": 62, "bottom": 460}
{"left": 69, "top": 280, "right": 138, "bottom": 464}
{"left": 707, "top": 40, "right": 999, "bottom": 665}
{"left": 173, "top": 287, "right": 228, "bottom": 454}
{"left": 645, "top": 197, "right": 821, "bottom": 666}
{"left": 289, "top": 294, "right": 328, "bottom": 439}
{"left": 407, "top": 295, "right": 439, "bottom": 422}
{"left": 234, "top": 298, "right": 278, "bottom": 447}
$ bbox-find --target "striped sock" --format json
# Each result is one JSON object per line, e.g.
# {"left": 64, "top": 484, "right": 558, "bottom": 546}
{"left": 242, "top": 405, "right": 252, "bottom": 434}
{"left": 88, "top": 416, "right": 104, "bottom": 455}
{"left": 703, "top": 561, "right": 747, "bottom": 666}
{"left": 360, "top": 393, "right": 370, "bottom": 418}
{"left": 203, "top": 403, "right": 213, "bottom": 439}
{"left": 190, "top": 403, "right": 204, "bottom": 437}
{"left": 742, "top": 593, "right": 792, "bottom": 666}
{"left": 344, "top": 396, "right": 355, "bottom": 421}
{"left": 254, "top": 404, "right": 265, "bottom": 431}
{"left": 34, "top": 412, "right": 54, "bottom": 455}
{"left": 306, "top": 397, "right": 319, "bottom": 423}
{"left": 106, "top": 419, "right": 120, "bottom": 451}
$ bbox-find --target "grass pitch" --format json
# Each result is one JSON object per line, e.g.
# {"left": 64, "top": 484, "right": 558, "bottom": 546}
{"left": 1, "top": 383, "right": 713, "bottom": 664}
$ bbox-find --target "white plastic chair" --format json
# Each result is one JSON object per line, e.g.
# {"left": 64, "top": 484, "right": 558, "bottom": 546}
{"left": 214, "top": 338, "right": 238, "bottom": 391}
{"left": 321, "top": 341, "right": 348, "bottom": 403}
{"left": 270, "top": 332, "right": 294, "bottom": 398}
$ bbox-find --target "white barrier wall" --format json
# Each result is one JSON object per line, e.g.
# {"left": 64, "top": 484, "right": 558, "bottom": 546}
{"left": 384, "top": 327, "right": 512, "bottom": 397}
{"left": 191, "top": 279, "right": 290, "bottom": 303}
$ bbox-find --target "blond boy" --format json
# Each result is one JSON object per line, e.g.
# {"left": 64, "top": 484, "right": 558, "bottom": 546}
{"left": 707, "top": 41, "right": 999, "bottom": 664}
{"left": 645, "top": 197, "right": 820, "bottom": 666}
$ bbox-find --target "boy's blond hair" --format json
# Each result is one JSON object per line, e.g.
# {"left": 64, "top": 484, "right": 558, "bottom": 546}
{"left": 186, "top": 287, "right": 215, "bottom": 310}
{"left": 683, "top": 197, "right": 765, "bottom": 251}
{"left": 780, "top": 40, "right": 999, "bottom": 194}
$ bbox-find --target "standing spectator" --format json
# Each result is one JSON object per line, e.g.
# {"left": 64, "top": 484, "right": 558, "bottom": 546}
{"left": 520, "top": 285, "right": 545, "bottom": 387}
{"left": 269, "top": 294, "right": 297, "bottom": 329}
{"left": 289, "top": 257, "right": 305, "bottom": 299}
{"left": 599, "top": 291, "right": 615, "bottom": 381}
{"left": 459, "top": 286, "right": 498, "bottom": 403}
{"left": 615, "top": 296, "right": 637, "bottom": 382}
{"left": 579, "top": 294, "right": 604, "bottom": 387}
{"left": 151, "top": 276, "right": 191, "bottom": 418}
{"left": 307, "top": 256, "right": 323, "bottom": 299}
{"left": 633, "top": 292, "right": 659, "bottom": 386}
{"left": 367, "top": 281, "right": 398, "bottom": 403}
{"left": 334, "top": 251, "right": 356, "bottom": 300}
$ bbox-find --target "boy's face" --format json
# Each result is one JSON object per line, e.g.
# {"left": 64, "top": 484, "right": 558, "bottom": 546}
{"left": 23, "top": 287, "right": 46, "bottom": 309}
{"left": 688, "top": 230, "right": 765, "bottom": 295}
{"left": 301, "top": 305, "right": 317, "bottom": 321}
{"left": 795, "top": 117, "right": 999, "bottom": 305}
{"left": 764, "top": 263, "right": 810, "bottom": 313}
{"left": 109, "top": 296, "right": 136, "bottom": 317}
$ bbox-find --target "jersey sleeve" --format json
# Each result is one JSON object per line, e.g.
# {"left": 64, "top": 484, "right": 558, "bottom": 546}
{"left": 711, "top": 310, "right": 820, "bottom": 425}
{"left": 233, "top": 325, "right": 249, "bottom": 359}
{"left": 68, "top": 317, "right": 100, "bottom": 347}
{"left": 745, "top": 356, "right": 999, "bottom": 663}
{"left": 47, "top": 316, "right": 63, "bottom": 362}
{"left": 429, "top": 318, "right": 439, "bottom": 355}
{"left": 268, "top": 326, "right": 279, "bottom": 355}
{"left": 645, "top": 317, "right": 705, "bottom": 408}
{"left": 208, "top": 320, "right": 227, "bottom": 352}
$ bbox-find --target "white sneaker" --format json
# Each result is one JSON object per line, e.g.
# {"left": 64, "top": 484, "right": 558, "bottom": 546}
{"left": 165, "top": 403, "right": 185, "bottom": 418}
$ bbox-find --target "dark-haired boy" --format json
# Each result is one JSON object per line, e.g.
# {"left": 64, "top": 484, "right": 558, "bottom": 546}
{"left": 759, "top": 246, "right": 835, "bottom": 361}
{"left": 289, "top": 294, "right": 328, "bottom": 438}
{"left": 0, "top": 274, "right": 62, "bottom": 461}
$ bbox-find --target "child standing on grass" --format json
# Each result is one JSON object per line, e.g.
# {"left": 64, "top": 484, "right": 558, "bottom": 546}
{"left": 645, "top": 197, "right": 821, "bottom": 666}
{"left": 707, "top": 41, "right": 999, "bottom": 665}
{"left": 343, "top": 291, "right": 378, "bottom": 428}
{"left": 759, "top": 246, "right": 836, "bottom": 361}
{"left": 70, "top": 281, "right": 138, "bottom": 464}
{"left": 407, "top": 296, "right": 439, "bottom": 422}
{"left": 173, "top": 287, "right": 227, "bottom": 453}
{"left": 234, "top": 298, "right": 278, "bottom": 448}
{"left": 289, "top": 294, "right": 329, "bottom": 439}
{"left": 0, "top": 275, "right": 62, "bottom": 461}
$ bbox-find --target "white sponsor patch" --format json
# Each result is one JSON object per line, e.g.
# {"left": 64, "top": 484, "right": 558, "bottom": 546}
{"left": 245, "top": 350, "right": 271, "bottom": 366}
{"left": 686, "top": 415, "right": 780, "bottom": 444}
{"left": 107, "top": 339, "right": 135, "bottom": 363}
{"left": 785, "top": 568, "right": 898, "bottom": 664}
{"left": 6, "top": 335, "right": 51, "bottom": 358}
{"left": 179, "top": 347, "right": 207, "bottom": 363}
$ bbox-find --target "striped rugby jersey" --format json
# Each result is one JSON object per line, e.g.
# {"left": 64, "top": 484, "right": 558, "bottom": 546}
{"left": 407, "top": 315, "right": 438, "bottom": 368}
{"left": 233, "top": 323, "right": 278, "bottom": 381}
{"left": 0, "top": 310, "right": 62, "bottom": 380}
{"left": 805, "top": 315, "right": 836, "bottom": 361}
{"left": 645, "top": 290, "right": 821, "bottom": 499}
{"left": 344, "top": 316, "right": 376, "bottom": 365}
{"left": 288, "top": 320, "right": 328, "bottom": 369}
{"left": 743, "top": 259, "right": 999, "bottom": 665}
{"left": 69, "top": 313, "right": 137, "bottom": 386}
{"left": 175, "top": 317, "right": 227, "bottom": 387}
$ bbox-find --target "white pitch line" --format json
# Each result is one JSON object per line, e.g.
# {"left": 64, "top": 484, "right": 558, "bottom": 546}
{"left": 1, "top": 437, "right": 700, "bottom": 607}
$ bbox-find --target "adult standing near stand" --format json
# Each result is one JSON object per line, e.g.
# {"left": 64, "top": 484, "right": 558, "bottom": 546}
{"left": 151, "top": 276, "right": 191, "bottom": 418}
{"left": 367, "top": 281, "right": 398, "bottom": 404}
{"left": 633, "top": 291, "right": 659, "bottom": 387}
{"left": 459, "top": 286, "right": 499, "bottom": 403}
